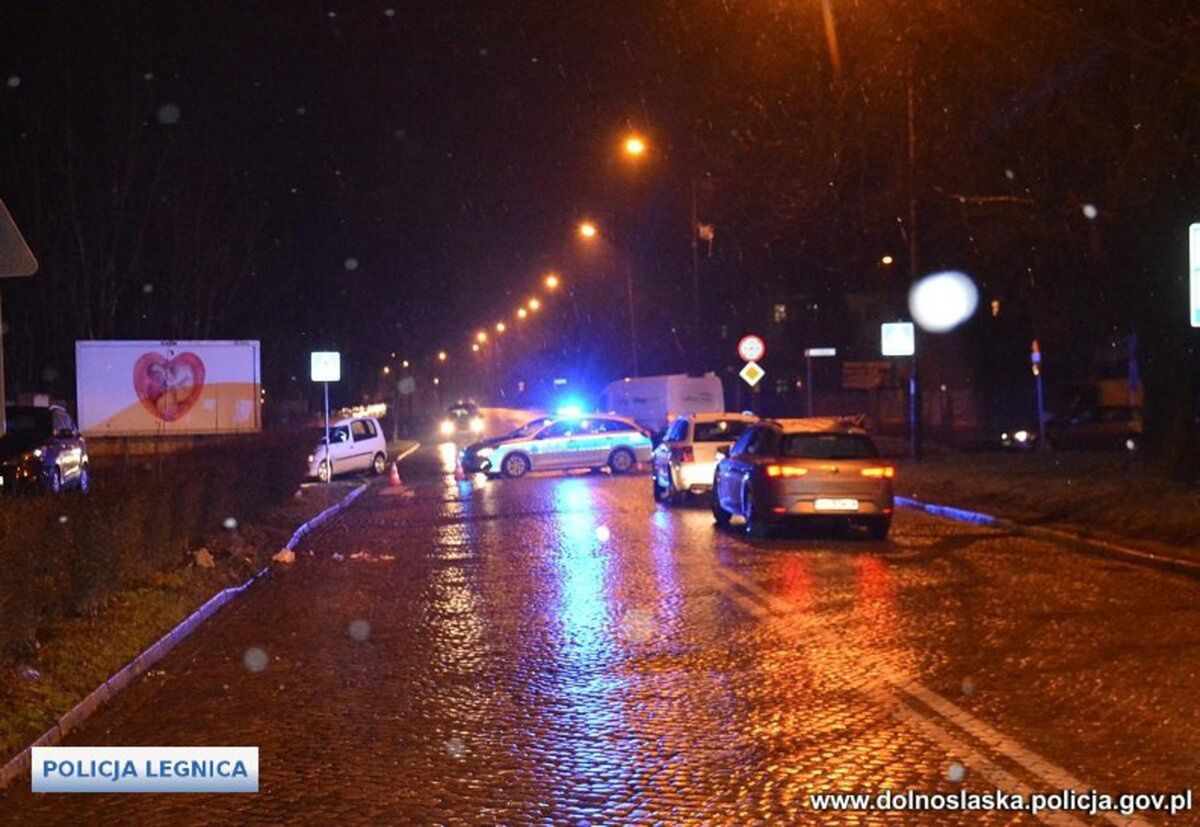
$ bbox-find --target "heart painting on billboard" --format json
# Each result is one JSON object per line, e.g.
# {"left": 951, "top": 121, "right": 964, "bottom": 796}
{"left": 132, "top": 352, "right": 207, "bottom": 422}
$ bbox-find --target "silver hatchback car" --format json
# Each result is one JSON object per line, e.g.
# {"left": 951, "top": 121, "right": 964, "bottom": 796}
{"left": 471, "top": 415, "right": 653, "bottom": 478}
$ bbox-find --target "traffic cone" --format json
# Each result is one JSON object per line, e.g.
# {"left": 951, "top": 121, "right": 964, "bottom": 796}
{"left": 389, "top": 461, "right": 402, "bottom": 486}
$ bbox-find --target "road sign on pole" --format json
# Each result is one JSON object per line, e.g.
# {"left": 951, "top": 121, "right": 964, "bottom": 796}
{"left": 739, "top": 361, "right": 765, "bottom": 387}
{"left": 737, "top": 335, "right": 766, "bottom": 362}
{"left": 880, "top": 322, "right": 915, "bottom": 357}
{"left": 1190, "top": 222, "right": 1200, "bottom": 327}
{"left": 310, "top": 351, "right": 341, "bottom": 482}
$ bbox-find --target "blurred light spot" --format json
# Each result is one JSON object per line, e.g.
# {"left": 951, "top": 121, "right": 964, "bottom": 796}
{"left": 1004, "top": 168, "right": 1015, "bottom": 180}
{"left": 41, "top": 367, "right": 59, "bottom": 383}
{"left": 156, "top": 103, "right": 181, "bottom": 125}
{"left": 880, "top": 254, "right": 894, "bottom": 266}
{"left": 445, "top": 737, "right": 466, "bottom": 758}
{"left": 57, "top": 515, "right": 69, "bottom": 525}
{"left": 1081, "top": 203, "right": 1098, "bottom": 220}
{"left": 142, "top": 283, "right": 154, "bottom": 294}
{"left": 961, "top": 677, "right": 975, "bottom": 696}
{"left": 143, "top": 72, "right": 154, "bottom": 81}
{"left": 619, "top": 608, "right": 655, "bottom": 645}
{"left": 7, "top": 76, "right": 20, "bottom": 88}
{"left": 296, "top": 106, "right": 307, "bottom": 115}
{"left": 348, "top": 619, "right": 370, "bottom": 641}
{"left": 223, "top": 517, "right": 238, "bottom": 530}
{"left": 947, "top": 762, "right": 965, "bottom": 782}
{"left": 908, "top": 271, "right": 979, "bottom": 333}
{"left": 243, "top": 647, "right": 268, "bottom": 672}
{"left": 990, "top": 299, "right": 1000, "bottom": 318}
{"left": 384, "top": 8, "right": 396, "bottom": 17}
{"left": 594, "top": 525, "right": 611, "bottom": 543}
{"left": 344, "top": 257, "right": 359, "bottom": 271}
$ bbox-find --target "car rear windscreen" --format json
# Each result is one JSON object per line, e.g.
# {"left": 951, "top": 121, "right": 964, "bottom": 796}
{"left": 693, "top": 420, "right": 751, "bottom": 442}
{"left": 781, "top": 433, "right": 878, "bottom": 459}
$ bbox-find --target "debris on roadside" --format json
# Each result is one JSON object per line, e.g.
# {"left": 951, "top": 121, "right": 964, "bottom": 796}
{"left": 194, "top": 547, "right": 215, "bottom": 568}
{"left": 272, "top": 548, "right": 296, "bottom": 564}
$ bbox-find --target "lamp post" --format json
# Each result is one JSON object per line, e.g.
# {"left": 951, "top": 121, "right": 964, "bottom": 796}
{"left": 578, "top": 220, "right": 639, "bottom": 377}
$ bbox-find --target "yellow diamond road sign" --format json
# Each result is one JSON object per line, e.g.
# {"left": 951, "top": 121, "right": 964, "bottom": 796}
{"left": 739, "top": 360, "right": 765, "bottom": 387}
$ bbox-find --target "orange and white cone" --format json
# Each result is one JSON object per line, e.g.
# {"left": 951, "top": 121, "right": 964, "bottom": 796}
{"left": 390, "top": 461, "right": 402, "bottom": 486}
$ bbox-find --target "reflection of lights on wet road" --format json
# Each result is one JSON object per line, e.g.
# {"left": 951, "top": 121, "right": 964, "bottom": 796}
{"left": 437, "top": 442, "right": 460, "bottom": 474}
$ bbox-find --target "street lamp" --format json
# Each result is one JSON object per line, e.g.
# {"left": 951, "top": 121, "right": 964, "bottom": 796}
{"left": 475, "top": 330, "right": 488, "bottom": 344}
{"left": 437, "top": 351, "right": 447, "bottom": 362}
{"left": 578, "top": 221, "right": 598, "bottom": 239}
{"left": 545, "top": 273, "right": 560, "bottom": 290}
{"left": 401, "top": 359, "right": 410, "bottom": 369}
{"left": 528, "top": 298, "right": 541, "bottom": 312}
{"left": 881, "top": 254, "right": 895, "bottom": 266}
{"left": 472, "top": 343, "right": 480, "bottom": 353}
{"left": 495, "top": 321, "right": 506, "bottom": 333}
{"left": 517, "top": 307, "right": 528, "bottom": 319}
{"left": 575, "top": 215, "right": 640, "bottom": 376}
{"left": 622, "top": 134, "right": 647, "bottom": 158}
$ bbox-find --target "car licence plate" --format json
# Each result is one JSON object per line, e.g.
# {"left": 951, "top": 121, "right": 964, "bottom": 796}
{"left": 814, "top": 498, "right": 859, "bottom": 512}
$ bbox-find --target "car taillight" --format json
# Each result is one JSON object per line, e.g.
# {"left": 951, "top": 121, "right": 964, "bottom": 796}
{"left": 766, "top": 465, "right": 808, "bottom": 478}
{"left": 676, "top": 446, "right": 694, "bottom": 463}
{"left": 861, "top": 466, "right": 895, "bottom": 478}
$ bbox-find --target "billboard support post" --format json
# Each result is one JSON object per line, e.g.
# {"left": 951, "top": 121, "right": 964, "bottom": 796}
{"left": 323, "top": 380, "right": 331, "bottom": 481}
{"left": 310, "top": 351, "right": 342, "bottom": 484}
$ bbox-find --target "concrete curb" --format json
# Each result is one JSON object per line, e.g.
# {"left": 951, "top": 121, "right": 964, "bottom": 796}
{"left": 896, "top": 496, "right": 1200, "bottom": 577}
{"left": 0, "top": 480, "right": 370, "bottom": 789}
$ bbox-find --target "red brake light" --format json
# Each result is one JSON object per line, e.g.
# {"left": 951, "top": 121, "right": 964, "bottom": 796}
{"left": 766, "top": 465, "right": 808, "bottom": 478}
{"left": 861, "top": 466, "right": 895, "bottom": 478}
{"left": 678, "top": 446, "right": 694, "bottom": 463}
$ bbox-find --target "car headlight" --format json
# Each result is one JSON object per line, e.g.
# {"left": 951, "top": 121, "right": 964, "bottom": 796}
{"left": 439, "top": 420, "right": 454, "bottom": 436}
{"left": 1013, "top": 429, "right": 1030, "bottom": 443}
{"left": 477, "top": 446, "right": 493, "bottom": 458}
{"left": 307, "top": 454, "right": 315, "bottom": 463}
{"left": 469, "top": 417, "right": 484, "bottom": 433}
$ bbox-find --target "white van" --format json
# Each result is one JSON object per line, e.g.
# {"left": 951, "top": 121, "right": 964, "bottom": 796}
{"left": 598, "top": 373, "right": 725, "bottom": 436}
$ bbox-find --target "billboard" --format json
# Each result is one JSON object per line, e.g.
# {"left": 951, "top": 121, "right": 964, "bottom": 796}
{"left": 76, "top": 340, "right": 261, "bottom": 436}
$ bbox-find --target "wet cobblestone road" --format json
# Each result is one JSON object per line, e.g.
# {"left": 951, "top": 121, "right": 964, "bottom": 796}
{"left": 5, "top": 445, "right": 1199, "bottom": 824}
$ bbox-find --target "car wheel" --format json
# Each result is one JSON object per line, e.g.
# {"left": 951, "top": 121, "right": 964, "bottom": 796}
{"left": 608, "top": 448, "right": 636, "bottom": 474}
{"left": 866, "top": 517, "right": 891, "bottom": 541}
{"left": 711, "top": 492, "right": 733, "bottom": 526}
{"left": 44, "top": 467, "right": 62, "bottom": 495}
{"left": 317, "top": 460, "right": 332, "bottom": 483}
{"left": 78, "top": 464, "right": 91, "bottom": 493}
{"left": 372, "top": 452, "right": 388, "bottom": 475}
{"left": 502, "top": 452, "right": 531, "bottom": 478}
{"left": 744, "top": 486, "right": 771, "bottom": 538}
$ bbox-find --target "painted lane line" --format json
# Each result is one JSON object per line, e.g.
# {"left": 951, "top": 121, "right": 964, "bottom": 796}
{"left": 710, "top": 563, "right": 1145, "bottom": 826}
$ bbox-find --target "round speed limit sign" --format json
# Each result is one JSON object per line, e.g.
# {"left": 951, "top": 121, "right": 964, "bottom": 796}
{"left": 737, "top": 335, "right": 766, "bottom": 362}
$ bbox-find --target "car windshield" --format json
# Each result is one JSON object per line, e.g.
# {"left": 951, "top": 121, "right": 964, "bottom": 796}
{"left": 693, "top": 420, "right": 750, "bottom": 442}
{"left": 509, "top": 418, "right": 548, "bottom": 438}
{"left": 449, "top": 406, "right": 474, "bottom": 419}
{"left": 780, "top": 433, "right": 878, "bottom": 459}
{"left": 5, "top": 409, "right": 51, "bottom": 435}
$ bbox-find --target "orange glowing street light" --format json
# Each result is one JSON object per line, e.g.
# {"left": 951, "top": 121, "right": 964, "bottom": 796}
{"left": 517, "top": 307, "right": 528, "bottom": 319}
{"left": 475, "top": 330, "right": 488, "bottom": 344}
{"left": 528, "top": 297, "right": 541, "bottom": 311}
{"left": 495, "top": 321, "right": 506, "bottom": 333}
{"left": 545, "top": 273, "right": 560, "bottom": 290}
{"left": 578, "top": 221, "right": 598, "bottom": 239}
{"left": 881, "top": 254, "right": 895, "bottom": 266}
{"left": 471, "top": 343, "right": 480, "bottom": 353}
{"left": 623, "top": 134, "right": 647, "bottom": 158}
{"left": 437, "top": 351, "right": 447, "bottom": 362}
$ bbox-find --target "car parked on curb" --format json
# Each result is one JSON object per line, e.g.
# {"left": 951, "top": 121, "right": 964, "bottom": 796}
{"left": 712, "top": 418, "right": 894, "bottom": 539}
{"left": 459, "top": 415, "right": 552, "bottom": 474}
{"left": 0, "top": 405, "right": 90, "bottom": 494}
{"left": 307, "top": 416, "right": 388, "bottom": 482}
{"left": 1045, "top": 406, "right": 1143, "bottom": 450}
{"left": 472, "top": 414, "right": 652, "bottom": 479}
{"left": 652, "top": 412, "right": 757, "bottom": 504}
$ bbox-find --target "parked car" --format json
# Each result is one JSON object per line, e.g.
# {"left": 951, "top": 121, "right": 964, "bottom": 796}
{"left": 1045, "top": 406, "right": 1143, "bottom": 450}
{"left": 472, "top": 414, "right": 652, "bottom": 479}
{"left": 712, "top": 418, "right": 894, "bottom": 539}
{"left": 307, "top": 416, "right": 388, "bottom": 482}
{"left": 598, "top": 373, "right": 724, "bottom": 437}
{"left": 439, "top": 401, "right": 484, "bottom": 439}
{"left": 652, "top": 412, "right": 757, "bottom": 503}
{"left": 460, "top": 415, "right": 552, "bottom": 474}
{"left": 0, "top": 405, "right": 90, "bottom": 494}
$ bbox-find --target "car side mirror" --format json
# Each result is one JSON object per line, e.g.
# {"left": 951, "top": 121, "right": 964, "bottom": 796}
{"left": 715, "top": 445, "right": 730, "bottom": 462}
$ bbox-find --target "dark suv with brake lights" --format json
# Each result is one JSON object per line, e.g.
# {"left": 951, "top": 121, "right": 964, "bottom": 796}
{"left": 0, "top": 406, "right": 90, "bottom": 494}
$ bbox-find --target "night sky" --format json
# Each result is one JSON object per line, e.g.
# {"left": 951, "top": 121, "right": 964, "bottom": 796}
{"left": 1, "top": 2, "right": 1196, "bottom": 408}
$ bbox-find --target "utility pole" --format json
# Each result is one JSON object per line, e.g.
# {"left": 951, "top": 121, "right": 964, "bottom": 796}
{"left": 906, "top": 53, "right": 923, "bottom": 460}
{"left": 626, "top": 259, "right": 639, "bottom": 377}
{"left": 691, "top": 178, "right": 701, "bottom": 351}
